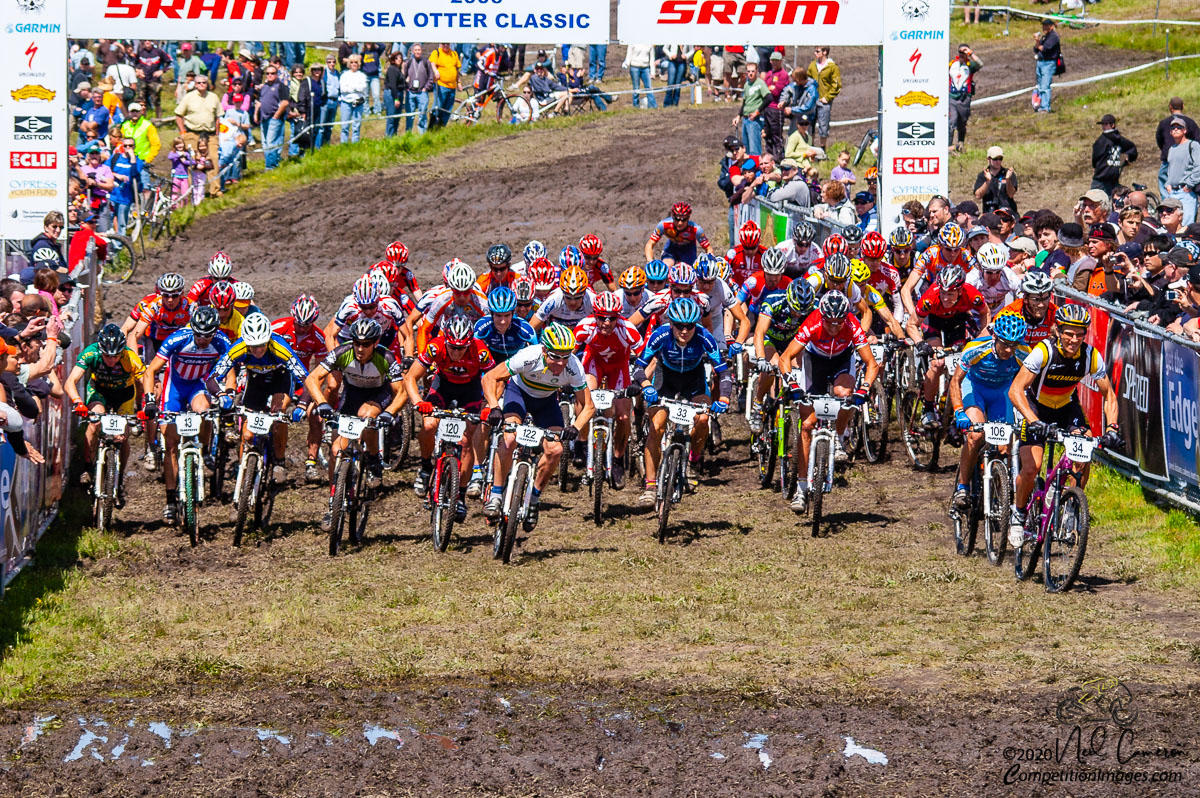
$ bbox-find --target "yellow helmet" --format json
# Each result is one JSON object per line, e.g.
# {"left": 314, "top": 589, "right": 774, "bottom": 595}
{"left": 560, "top": 265, "right": 589, "bottom": 297}
{"left": 851, "top": 258, "right": 871, "bottom": 285}
{"left": 541, "top": 322, "right": 576, "bottom": 354}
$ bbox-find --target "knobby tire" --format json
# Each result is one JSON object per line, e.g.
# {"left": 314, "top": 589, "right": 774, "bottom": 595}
{"left": 984, "top": 459, "right": 1011, "bottom": 566}
{"left": 500, "top": 467, "right": 526, "bottom": 564}
{"left": 432, "top": 455, "right": 459, "bottom": 552}
{"left": 233, "top": 452, "right": 258, "bottom": 548}
{"left": 1044, "top": 486, "right": 1089, "bottom": 593}
{"left": 592, "top": 428, "right": 606, "bottom": 526}
{"left": 328, "top": 459, "right": 350, "bottom": 556}
{"left": 811, "top": 438, "right": 829, "bottom": 538}
{"left": 657, "top": 446, "right": 679, "bottom": 544}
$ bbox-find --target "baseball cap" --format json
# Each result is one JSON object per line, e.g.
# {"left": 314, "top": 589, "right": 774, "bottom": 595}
{"left": 993, "top": 208, "right": 1015, "bottom": 222}
{"left": 967, "top": 225, "right": 988, "bottom": 240}
{"left": 1079, "top": 189, "right": 1110, "bottom": 204}
{"left": 1008, "top": 237, "right": 1037, "bottom": 256}
{"left": 1097, "top": 113, "right": 1117, "bottom": 126}
{"left": 1160, "top": 197, "right": 1184, "bottom": 211}
{"left": 853, "top": 191, "right": 874, "bottom": 204}
{"left": 780, "top": 158, "right": 800, "bottom": 170}
{"left": 1170, "top": 116, "right": 1187, "bottom": 129}
{"left": 238, "top": 47, "right": 253, "bottom": 59}
{"left": 1168, "top": 247, "right": 1195, "bottom": 268}
{"left": 1117, "top": 242, "right": 1143, "bottom": 260}
{"left": 1057, "top": 223, "right": 1086, "bottom": 248}
{"left": 954, "top": 200, "right": 980, "bottom": 216}
{"left": 76, "top": 81, "right": 91, "bottom": 92}
{"left": 1184, "top": 223, "right": 1200, "bottom": 240}
{"left": 180, "top": 42, "right": 194, "bottom": 51}
{"left": 723, "top": 135, "right": 742, "bottom": 151}
{"left": 1088, "top": 223, "right": 1117, "bottom": 242}
{"left": 127, "top": 102, "right": 143, "bottom": 112}
{"left": 769, "top": 51, "right": 784, "bottom": 61}
{"left": 978, "top": 212, "right": 1002, "bottom": 231}
{"left": 1189, "top": 264, "right": 1200, "bottom": 286}
{"left": 986, "top": 145, "right": 1004, "bottom": 159}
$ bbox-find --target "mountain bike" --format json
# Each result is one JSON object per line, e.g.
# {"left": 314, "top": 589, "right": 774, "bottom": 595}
{"left": 802, "top": 394, "right": 847, "bottom": 538}
{"left": 493, "top": 419, "right": 561, "bottom": 565}
{"left": 140, "top": 169, "right": 192, "bottom": 243}
{"left": 455, "top": 80, "right": 534, "bottom": 125}
{"left": 86, "top": 412, "right": 139, "bottom": 532}
{"left": 207, "top": 405, "right": 233, "bottom": 503}
{"left": 557, "top": 393, "right": 578, "bottom": 491}
{"left": 655, "top": 398, "right": 710, "bottom": 544}
{"left": 98, "top": 232, "right": 138, "bottom": 285}
{"left": 899, "top": 345, "right": 960, "bottom": 471}
{"left": 952, "top": 421, "right": 1017, "bottom": 560}
{"left": 163, "top": 409, "right": 217, "bottom": 546}
{"left": 585, "top": 387, "right": 638, "bottom": 526}
{"left": 753, "top": 367, "right": 801, "bottom": 500}
{"left": 860, "top": 338, "right": 901, "bottom": 464}
{"left": 326, "top": 414, "right": 382, "bottom": 557}
{"left": 426, "top": 407, "right": 480, "bottom": 552}
{"left": 231, "top": 409, "right": 288, "bottom": 547}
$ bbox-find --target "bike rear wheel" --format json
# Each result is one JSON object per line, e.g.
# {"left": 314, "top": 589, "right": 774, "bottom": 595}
{"left": 1044, "top": 486, "right": 1089, "bottom": 593}
{"left": 657, "top": 447, "right": 680, "bottom": 544}
{"left": 984, "top": 459, "right": 1011, "bottom": 566}
{"left": 432, "top": 455, "right": 459, "bottom": 552}
{"left": 233, "top": 452, "right": 259, "bottom": 547}
{"left": 756, "top": 425, "right": 777, "bottom": 489}
{"left": 455, "top": 97, "right": 483, "bottom": 125}
{"left": 329, "top": 459, "right": 350, "bottom": 556}
{"left": 591, "top": 428, "right": 607, "bottom": 526}
{"left": 96, "top": 451, "right": 118, "bottom": 532}
{"left": 209, "top": 425, "right": 228, "bottom": 503}
{"left": 100, "top": 233, "right": 138, "bottom": 285}
{"left": 811, "top": 439, "right": 829, "bottom": 537}
{"left": 498, "top": 94, "right": 533, "bottom": 124}
{"left": 862, "top": 381, "right": 890, "bottom": 463}
{"left": 182, "top": 454, "right": 200, "bottom": 546}
{"left": 256, "top": 453, "right": 276, "bottom": 534}
{"left": 499, "top": 467, "right": 526, "bottom": 564}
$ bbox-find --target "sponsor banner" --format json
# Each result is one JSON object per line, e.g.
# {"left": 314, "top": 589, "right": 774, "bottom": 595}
{"left": 1, "top": 0, "right": 67, "bottom": 240}
{"left": 879, "top": 0, "right": 948, "bottom": 236}
{"left": 1162, "top": 340, "right": 1200, "bottom": 488}
{"left": 616, "top": 0, "right": 881, "bottom": 46}
{"left": 348, "top": 0, "right": 609, "bottom": 43}
{"left": 1104, "top": 317, "right": 1167, "bottom": 479}
{"left": 66, "top": 0, "right": 335, "bottom": 41}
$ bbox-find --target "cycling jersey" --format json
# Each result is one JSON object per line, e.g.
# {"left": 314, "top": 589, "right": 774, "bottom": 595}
{"left": 418, "top": 286, "right": 488, "bottom": 328}
{"left": 959, "top": 335, "right": 1026, "bottom": 386}
{"left": 615, "top": 287, "right": 651, "bottom": 318}
{"left": 583, "top": 257, "right": 615, "bottom": 286}
{"left": 1022, "top": 340, "right": 1105, "bottom": 410}
{"left": 155, "top": 327, "right": 232, "bottom": 383}
{"left": 534, "top": 288, "right": 597, "bottom": 327}
{"left": 474, "top": 46, "right": 500, "bottom": 91}
{"left": 135, "top": 295, "right": 191, "bottom": 341}
{"left": 727, "top": 245, "right": 763, "bottom": 285}
{"left": 333, "top": 294, "right": 408, "bottom": 337}
{"left": 636, "top": 288, "right": 712, "bottom": 321}
{"left": 77, "top": 343, "right": 144, "bottom": 393}
{"left": 967, "top": 267, "right": 1021, "bottom": 313}
{"left": 271, "top": 317, "right": 327, "bottom": 369}
{"left": 506, "top": 344, "right": 586, "bottom": 398}
{"left": 575, "top": 315, "right": 641, "bottom": 390}
{"left": 775, "top": 238, "right": 823, "bottom": 278}
{"left": 791, "top": 310, "right": 869, "bottom": 358}
{"left": 999, "top": 297, "right": 1058, "bottom": 346}
{"left": 864, "top": 262, "right": 904, "bottom": 318}
{"left": 736, "top": 271, "right": 791, "bottom": 312}
{"left": 211, "top": 333, "right": 309, "bottom": 389}
{"left": 915, "top": 284, "right": 987, "bottom": 319}
{"left": 476, "top": 269, "right": 518, "bottom": 296}
{"left": 321, "top": 343, "right": 404, "bottom": 389}
{"left": 806, "top": 272, "right": 888, "bottom": 314}
{"left": 649, "top": 218, "right": 710, "bottom": 249}
{"left": 885, "top": 251, "right": 915, "bottom": 280}
{"left": 418, "top": 336, "right": 495, "bottom": 385}
{"left": 218, "top": 308, "right": 244, "bottom": 342}
{"left": 473, "top": 315, "right": 537, "bottom": 361}
{"left": 759, "top": 293, "right": 808, "bottom": 346}
{"left": 701, "top": 278, "right": 737, "bottom": 344}
{"left": 916, "top": 245, "right": 973, "bottom": 283}
{"left": 186, "top": 275, "right": 236, "bottom": 306}
{"left": 636, "top": 324, "right": 727, "bottom": 374}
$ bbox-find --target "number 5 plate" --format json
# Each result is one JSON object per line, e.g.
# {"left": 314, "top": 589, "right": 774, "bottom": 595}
{"left": 665, "top": 401, "right": 697, "bottom": 426}
{"left": 245, "top": 412, "right": 274, "bottom": 435}
{"left": 100, "top": 415, "right": 127, "bottom": 435}
{"left": 811, "top": 397, "right": 841, "bottom": 420}
{"left": 437, "top": 417, "right": 467, "bottom": 442}
{"left": 591, "top": 390, "right": 615, "bottom": 411}
{"left": 870, "top": 344, "right": 885, "bottom": 362}
{"left": 338, "top": 416, "right": 368, "bottom": 440}
{"left": 1064, "top": 436, "right": 1095, "bottom": 463}
{"left": 984, "top": 422, "right": 1012, "bottom": 446}
{"left": 176, "top": 412, "right": 202, "bottom": 436}
{"left": 515, "top": 424, "right": 544, "bottom": 447}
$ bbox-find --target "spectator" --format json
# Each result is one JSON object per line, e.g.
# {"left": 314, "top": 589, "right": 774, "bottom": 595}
{"left": 80, "top": 90, "right": 113, "bottom": 143}
{"left": 1074, "top": 188, "right": 1112, "bottom": 230}
{"left": 175, "top": 43, "right": 208, "bottom": 97}
{"left": 516, "top": 61, "right": 571, "bottom": 116}
{"left": 1033, "top": 19, "right": 1060, "bottom": 113}
{"left": 830, "top": 149, "right": 855, "bottom": 187}
{"left": 285, "top": 63, "right": 307, "bottom": 157}
{"left": 256, "top": 62, "right": 290, "bottom": 168}
{"left": 622, "top": 45, "right": 657, "bottom": 109}
{"left": 1091, "top": 114, "right": 1139, "bottom": 196}
{"left": 662, "top": 45, "right": 690, "bottom": 107}
{"left": 26, "top": 213, "right": 66, "bottom": 278}
{"left": 167, "top": 137, "right": 195, "bottom": 204}
{"left": 118, "top": 102, "right": 160, "bottom": 189}
{"left": 854, "top": 191, "right": 878, "bottom": 232}
{"left": 1116, "top": 206, "right": 1148, "bottom": 246}
{"left": 105, "top": 43, "right": 138, "bottom": 103}
{"left": 994, "top": 207, "right": 1018, "bottom": 241}
{"left": 1164, "top": 117, "right": 1200, "bottom": 224}
{"left": 192, "top": 139, "right": 213, "bottom": 204}
{"left": 779, "top": 68, "right": 817, "bottom": 136}
{"left": 361, "top": 42, "right": 385, "bottom": 116}
{"left": 1052, "top": 222, "right": 1089, "bottom": 286}
{"left": 174, "top": 74, "right": 221, "bottom": 196}
{"left": 317, "top": 55, "right": 341, "bottom": 149}
{"left": 558, "top": 65, "right": 609, "bottom": 111}
{"left": 1155, "top": 99, "right": 1200, "bottom": 197}
{"left": 134, "top": 39, "right": 169, "bottom": 117}
{"left": 925, "top": 194, "right": 953, "bottom": 241}
{"left": 338, "top": 40, "right": 359, "bottom": 71}
{"left": 404, "top": 44, "right": 435, "bottom": 134}
{"left": 430, "top": 43, "right": 462, "bottom": 128}
{"left": 1007, "top": 236, "right": 1037, "bottom": 275}
{"left": 762, "top": 51, "right": 790, "bottom": 160}
{"left": 338, "top": 55, "right": 368, "bottom": 144}
{"left": 784, "top": 118, "right": 820, "bottom": 170}
{"left": 383, "top": 51, "right": 405, "bottom": 137}
{"left": 1032, "top": 212, "right": 1068, "bottom": 275}
{"left": 78, "top": 145, "right": 115, "bottom": 230}
{"left": 948, "top": 44, "right": 982, "bottom": 152}
{"left": 768, "top": 159, "right": 811, "bottom": 206}
{"left": 67, "top": 210, "right": 108, "bottom": 273}
{"left": 295, "top": 63, "right": 325, "bottom": 155}
{"left": 807, "top": 46, "right": 841, "bottom": 149}
{"left": 70, "top": 56, "right": 94, "bottom": 98}
{"left": 1170, "top": 261, "right": 1200, "bottom": 340}
{"left": 1124, "top": 239, "right": 1168, "bottom": 310}
{"left": 217, "top": 110, "right": 248, "bottom": 189}
{"left": 31, "top": 270, "right": 61, "bottom": 319}
{"left": 978, "top": 212, "right": 1007, "bottom": 249}
{"left": 812, "top": 180, "right": 856, "bottom": 226}
{"left": 973, "top": 146, "right": 1018, "bottom": 213}
{"left": 734, "top": 63, "right": 770, "bottom": 156}
{"left": 1082, "top": 223, "right": 1119, "bottom": 296}
{"left": 107, "top": 136, "right": 141, "bottom": 234}
{"left": 724, "top": 44, "right": 746, "bottom": 97}
{"left": 589, "top": 42, "right": 607, "bottom": 83}
{"left": 1156, "top": 197, "right": 1186, "bottom": 237}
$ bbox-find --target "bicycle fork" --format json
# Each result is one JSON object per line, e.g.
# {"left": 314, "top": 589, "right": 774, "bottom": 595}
{"left": 503, "top": 457, "right": 536, "bottom": 522}
{"left": 806, "top": 428, "right": 836, "bottom": 494}
{"left": 586, "top": 419, "right": 613, "bottom": 483}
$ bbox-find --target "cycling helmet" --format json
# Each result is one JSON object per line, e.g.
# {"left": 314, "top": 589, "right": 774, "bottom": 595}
{"left": 560, "top": 265, "right": 590, "bottom": 296}
{"left": 785, "top": 280, "right": 816, "bottom": 317}
{"left": 593, "top": 291, "right": 623, "bottom": 317}
{"left": 578, "top": 234, "right": 603, "bottom": 257}
{"left": 447, "top": 261, "right": 478, "bottom": 292}
{"left": 645, "top": 259, "right": 670, "bottom": 282}
{"left": 666, "top": 297, "right": 702, "bottom": 326}
{"left": 865, "top": 166, "right": 879, "bottom": 180}
{"left": 486, "top": 244, "right": 512, "bottom": 267}
{"left": 191, "top": 306, "right": 220, "bottom": 336}
{"left": 541, "top": 322, "right": 576, "bottom": 354}
{"left": 488, "top": 286, "right": 517, "bottom": 314}
{"left": 353, "top": 274, "right": 380, "bottom": 306}
{"left": 669, "top": 262, "right": 697, "bottom": 287}
{"left": 818, "top": 290, "right": 851, "bottom": 320}
{"left": 559, "top": 246, "right": 584, "bottom": 271}
{"left": 443, "top": 315, "right": 475, "bottom": 347}
{"left": 938, "top": 222, "right": 965, "bottom": 250}
{"left": 714, "top": 257, "right": 733, "bottom": 284}
{"left": 739, "top": 221, "right": 762, "bottom": 249}
{"left": 992, "top": 312, "right": 1028, "bottom": 344}
{"left": 241, "top": 312, "right": 272, "bottom": 346}
{"left": 156, "top": 272, "right": 185, "bottom": 296}
{"left": 889, "top": 228, "right": 914, "bottom": 249}
{"left": 791, "top": 220, "right": 817, "bottom": 246}
{"left": 1021, "top": 271, "right": 1053, "bottom": 296}
{"left": 513, "top": 277, "right": 535, "bottom": 303}
{"left": 822, "top": 233, "right": 847, "bottom": 258}
{"left": 977, "top": 242, "right": 1007, "bottom": 272}
{"left": 620, "top": 266, "right": 647, "bottom": 291}
{"left": 671, "top": 201, "right": 692, "bottom": 218}
{"left": 208, "top": 280, "right": 236, "bottom": 309}
{"left": 761, "top": 247, "right": 786, "bottom": 275}
{"left": 695, "top": 257, "right": 720, "bottom": 281}
{"left": 851, "top": 259, "right": 871, "bottom": 285}
{"left": 348, "top": 317, "right": 383, "bottom": 343}
{"left": 1055, "top": 303, "right": 1091, "bottom": 328}
{"left": 937, "top": 265, "right": 966, "bottom": 290}
{"left": 375, "top": 260, "right": 401, "bottom": 284}
{"left": 824, "top": 253, "right": 852, "bottom": 281}
{"left": 523, "top": 240, "right": 546, "bottom": 263}
{"left": 861, "top": 231, "right": 887, "bottom": 260}
{"left": 233, "top": 280, "right": 255, "bottom": 302}
{"left": 841, "top": 226, "right": 863, "bottom": 246}
{"left": 385, "top": 240, "right": 409, "bottom": 264}
{"left": 291, "top": 294, "right": 320, "bottom": 326}
{"left": 528, "top": 258, "right": 558, "bottom": 291}
{"left": 208, "top": 251, "right": 233, "bottom": 279}
{"left": 369, "top": 270, "right": 391, "bottom": 298}
{"left": 97, "top": 323, "right": 125, "bottom": 357}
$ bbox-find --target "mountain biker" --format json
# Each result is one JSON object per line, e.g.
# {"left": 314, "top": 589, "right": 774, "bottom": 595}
{"left": 531, "top": 265, "right": 596, "bottom": 331}
{"left": 272, "top": 294, "right": 328, "bottom": 482}
{"left": 967, "top": 242, "right": 1020, "bottom": 314}
{"left": 140, "top": 306, "right": 232, "bottom": 524}
{"left": 886, "top": 227, "right": 916, "bottom": 281}
{"left": 776, "top": 219, "right": 824, "bottom": 278}
{"left": 1008, "top": 304, "right": 1120, "bottom": 547}
{"left": 645, "top": 259, "right": 670, "bottom": 295}
{"left": 645, "top": 202, "right": 713, "bottom": 266}
{"left": 347, "top": 271, "right": 429, "bottom": 354}
{"left": 369, "top": 260, "right": 419, "bottom": 316}
{"left": 858, "top": 232, "right": 904, "bottom": 331}
{"left": 902, "top": 222, "right": 973, "bottom": 320}
{"left": 748, "top": 280, "right": 817, "bottom": 433}
{"left": 477, "top": 244, "right": 519, "bottom": 295}
{"left": 512, "top": 276, "right": 538, "bottom": 321}
{"left": 475, "top": 286, "right": 537, "bottom": 363}
{"left": 384, "top": 240, "right": 421, "bottom": 303}
{"left": 207, "top": 280, "right": 245, "bottom": 342}
{"left": 407, "top": 315, "right": 497, "bottom": 515}
{"left": 232, "top": 281, "right": 261, "bottom": 317}
{"left": 125, "top": 272, "right": 190, "bottom": 362}
{"left": 186, "top": 251, "right": 236, "bottom": 306}
{"left": 634, "top": 298, "right": 731, "bottom": 506}
{"left": 998, "top": 271, "right": 1058, "bottom": 347}
{"left": 841, "top": 225, "right": 864, "bottom": 260}
{"left": 727, "top": 220, "right": 765, "bottom": 285}
{"left": 481, "top": 323, "right": 595, "bottom": 528}
{"left": 696, "top": 255, "right": 747, "bottom": 356}
{"left": 616, "top": 266, "right": 650, "bottom": 318}
{"left": 579, "top": 234, "right": 616, "bottom": 291}
{"left": 806, "top": 253, "right": 884, "bottom": 334}
{"left": 520, "top": 240, "right": 547, "bottom": 274}
{"left": 526, "top": 257, "right": 559, "bottom": 302}
{"left": 948, "top": 312, "right": 1029, "bottom": 513}
{"left": 778, "top": 291, "right": 879, "bottom": 513}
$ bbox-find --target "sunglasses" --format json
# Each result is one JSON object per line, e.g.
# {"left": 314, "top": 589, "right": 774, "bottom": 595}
{"left": 447, "top": 342, "right": 469, "bottom": 350}
{"left": 359, "top": 303, "right": 378, "bottom": 311}
{"left": 671, "top": 322, "right": 696, "bottom": 331}
{"left": 545, "top": 352, "right": 571, "bottom": 362}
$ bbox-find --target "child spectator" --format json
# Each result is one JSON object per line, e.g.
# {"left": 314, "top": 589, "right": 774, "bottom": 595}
{"left": 193, "top": 139, "right": 213, "bottom": 204}
{"left": 168, "top": 137, "right": 195, "bottom": 204}
{"left": 830, "top": 149, "right": 856, "bottom": 187}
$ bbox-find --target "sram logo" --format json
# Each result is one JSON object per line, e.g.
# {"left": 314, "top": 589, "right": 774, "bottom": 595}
{"left": 103, "top": 0, "right": 291, "bottom": 20}
{"left": 657, "top": 0, "right": 840, "bottom": 25}
{"left": 893, "top": 157, "right": 939, "bottom": 174}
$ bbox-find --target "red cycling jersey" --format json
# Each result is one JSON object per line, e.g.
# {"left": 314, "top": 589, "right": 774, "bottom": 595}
{"left": 792, "top": 309, "right": 870, "bottom": 358}
{"left": 574, "top": 315, "right": 642, "bottom": 390}
{"left": 737, "top": 270, "right": 791, "bottom": 306}
{"left": 865, "top": 263, "right": 901, "bottom": 297}
{"left": 727, "top": 245, "right": 763, "bottom": 285}
{"left": 271, "top": 316, "right": 327, "bottom": 369}
{"left": 916, "top": 283, "right": 987, "bottom": 318}
{"left": 649, "top": 218, "right": 711, "bottom": 248}
{"left": 417, "top": 336, "right": 495, "bottom": 385}
{"left": 137, "top": 294, "right": 192, "bottom": 341}
{"left": 583, "top": 257, "right": 615, "bottom": 286}
{"left": 999, "top": 297, "right": 1059, "bottom": 346}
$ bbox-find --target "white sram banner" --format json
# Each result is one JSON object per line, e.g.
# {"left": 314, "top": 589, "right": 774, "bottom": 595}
{"left": 617, "top": 0, "right": 882, "bottom": 45}
{"left": 1, "top": 0, "right": 67, "bottom": 240}
{"left": 66, "top": 0, "right": 336, "bottom": 41}
{"left": 345, "top": 0, "right": 610, "bottom": 43}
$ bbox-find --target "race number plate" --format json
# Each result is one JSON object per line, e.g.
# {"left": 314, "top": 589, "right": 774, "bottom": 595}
{"left": 984, "top": 422, "right": 1012, "bottom": 446}
{"left": 100, "top": 415, "right": 127, "bottom": 435}
{"left": 437, "top": 417, "right": 467, "bottom": 443}
{"left": 338, "top": 416, "right": 368, "bottom": 440}
{"left": 591, "top": 390, "right": 615, "bottom": 411}
{"left": 665, "top": 400, "right": 698, "bottom": 426}
{"left": 515, "top": 424, "right": 544, "bottom": 447}
{"left": 245, "top": 412, "right": 274, "bottom": 436}
{"left": 811, "top": 397, "right": 841, "bottom": 421}
{"left": 944, "top": 353, "right": 960, "bottom": 374}
{"left": 870, "top": 344, "right": 885, "bottom": 362}
{"left": 175, "top": 412, "right": 202, "bottom": 436}
{"left": 1064, "top": 436, "right": 1096, "bottom": 463}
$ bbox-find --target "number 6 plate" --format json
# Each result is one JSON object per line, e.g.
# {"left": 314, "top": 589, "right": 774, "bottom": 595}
{"left": 437, "top": 417, "right": 467, "bottom": 442}
{"left": 1064, "top": 436, "right": 1096, "bottom": 463}
{"left": 100, "top": 415, "right": 127, "bottom": 435}
{"left": 944, "top": 353, "right": 961, "bottom": 374}
{"left": 515, "top": 424, "right": 544, "bottom": 447}
{"left": 591, "top": 390, "right": 615, "bottom": 411}
{"left": 176, "top": 412, "right": 202, "bottom": 436}
{"left": 666, "top": 401, "right": 697, "bottom": 426}
{"left": 338, "top": 416, "right": 368, "bottom": 440}
{"left": 245, "top": 412, "right": 274, "bottom": 435}
{"left": 984, "top": 422, "right": 1012, "bottom": 446}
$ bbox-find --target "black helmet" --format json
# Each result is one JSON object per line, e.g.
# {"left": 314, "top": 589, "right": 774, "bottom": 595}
{"left": 841, "top": 226, "right": 863, "bottom": 245}
{"left": 792, "top": 220, "right": 816, "bottom": 245}
{"left": 486, "top": 244, "right": 512, "bottom": 267}
{"left": 97, "top": 323, "right": 125, "bottom": 356}
{"left": 190, "top": 306, "right": 220, "bottom": 336}
{"left": 348, "top": 317, "right": 383, "bottom": 343}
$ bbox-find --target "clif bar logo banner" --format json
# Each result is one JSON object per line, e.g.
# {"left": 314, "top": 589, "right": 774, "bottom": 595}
{"left": 67, "top": 0, "right": 336, "bottom": 40}
{"left": 617, "top": 0, "right": 882, "bottom": 45}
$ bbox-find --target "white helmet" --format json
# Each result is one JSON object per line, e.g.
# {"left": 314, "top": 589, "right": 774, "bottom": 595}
{"left": 761, "top": 247, "right": 786, "bottom": 275}
{"left": 369, "top": 269, "right": 391, "bottom": 298}
{"left": 977, "top": 242, "right": 1007, "bottom": 272}
{"left": 446, "top": 260, "right": 477, "bottom": 292}
{"left": 208, "top": 251, "right": 233, "bottom": 280}
{"left": 352, "top": 274, "right": 379, "bottom": 305}
{"left": 241, "top": 312, "right": 272, "bottom": 346}
{"left": 233, "top": 280, "right": 255, "bottom": 301}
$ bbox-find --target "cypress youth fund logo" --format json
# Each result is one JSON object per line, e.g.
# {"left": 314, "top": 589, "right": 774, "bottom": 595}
{"left": 13, "top": 115, "right": 52, "bottom": 141}
{"left": 7, "top": 179, "right": 57, "bottom": 200}
{"left": 897, "top": 121, "right": 935, "bottom": 145}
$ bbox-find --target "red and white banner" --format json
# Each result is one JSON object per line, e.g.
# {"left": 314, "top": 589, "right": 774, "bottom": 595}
{"left": 66, "top": 0, "right": 336, "bottom": 41}
{"left": 616, "top": 0, "right": 882, "bottom": 45}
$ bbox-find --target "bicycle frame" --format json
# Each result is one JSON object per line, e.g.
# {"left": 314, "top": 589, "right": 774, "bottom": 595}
{"left": 1025, "top": 430, "right": 1094, "bottom": 545}
{"left": 231, "top": 409, "right": 285, "bottom": 507}
{"left": 657, "top": 399, "right": 707, "bottom": 498}
{"left": 502, "top": 419, "right": 560, "bottom": 524}
{"left": 428, "top": 408, "right": 478, "bottom": 503}
{"left": 974, "top": 421, "right": 1018, "bottom": 525}
{"left": 163, "top": 410, "right": 214, "bottom": 504}
{"left": 805, "top": 395, "right": 844, "bottom": 496}
{"left": 585, "top": 389, "right": 617, "bottom": 484}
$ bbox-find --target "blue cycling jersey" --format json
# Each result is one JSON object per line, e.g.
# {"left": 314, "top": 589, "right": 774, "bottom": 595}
{"left": 636, "top": 324, "right": 728, "bottom": 375}
{"left": 959, "top": 335, "right": 1026, "bottom": 387}
{"left": 473, "top": 315, "right": 537, "bottom": 361}
{"left": 211, "top": 332, "right": 310, "bottom": 389}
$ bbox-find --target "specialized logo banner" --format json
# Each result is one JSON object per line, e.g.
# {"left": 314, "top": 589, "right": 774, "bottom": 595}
{"left": 346, "top": 0, "right": 610, "bottom": 43}
{"left": 66, "top": 0, "right": 336, "bottom": 41}
{"left": 617, "top": 0, "right": 882, "bottom": 45}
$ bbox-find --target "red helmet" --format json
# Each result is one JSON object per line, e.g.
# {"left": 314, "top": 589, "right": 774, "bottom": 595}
{"left": 578, "top": 234, "right": 603, "bottom": 257}
{"left": 739, "top": 221, "right": 761, "bottom": 249}
{"left": 208, "top": 280, "right": 236, "bottom": 310}
{"left": 385, "top": 240, "right": 409, "bottom": 264}
{"left": 861, "top": 231, "right": 886, "bottom": 260}
{"left": 671, "top": 201, "right": 692, "bottom": 218}
{"left": 291, "top": 294, "right": 320, "bottom": 326}
{"left": 822, "top": 234, "right": 847, "bottom": 258}
{"left": 527, "top": 258, "right": 558, "bottom": 291}
{"left": 592, "top": 291, "right": 622, "bottom": 317}
{"left": 374, "top": 260, "right": 401, "bottom": 285}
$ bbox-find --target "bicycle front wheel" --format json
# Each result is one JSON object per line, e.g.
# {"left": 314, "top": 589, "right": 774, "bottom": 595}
{"left": 656, "top": 447, "right": 680, "bottom": 544}
{"left": 498, "top": 94, "right": 533, "bottom": 124}
{"left": 432, "top": 455, "right": 459, "bottom": 552}
{"left": 955, "top": 466, "right": 981, "bottom": 557}
{"left": 499, "top": 467, "right": 526, "bottom": 564}
{"left": 101, "top": 233, "right": 138, "bottom": 285}
{"left": 1044, "top": 486, "right": 1089, "bottom": 593}
{"left": 96, "top": 450, "right": 118, "bottom": 532}
{"left": 182, "top": 454, "right": 200, "bottom": 546}
{"left": 455, "top": 97, "right": 482, "bottom": 125}
{"left": 984, "top": 459, "right": 1011, "bottom": 566}
{"left": 233, "top": 452, "right": 258, "bottom": 547}
{"left": 329, "top": 459, "right": 350, "bottom": 556}
{"left": 591, "top": 428, "right": 607, "bottom": 526}
{"left": 1013, "top": 503, "right": 1042, "bottom": 581}
{"left": 811, "top": 438, "right": 829, "bottom": 538}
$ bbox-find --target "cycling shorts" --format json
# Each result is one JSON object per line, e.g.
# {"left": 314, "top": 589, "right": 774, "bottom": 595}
{"left": 658, "top": 365, "right": 709, "bottom": 401}
{"left": 339, "top": 384, "right": 392, "bottom": 416}
{"left": 921, "top": 313, "right": 974, "bottom": 347}
{"left": 800, "top": 349, "right": 853, "bottom": 394}
{"left": 583, "top": 356, "right": 631, "bottom": 391}
{"left": 85, "top": 384, "right": 136, "bottom": 414}
{"left": 242, "top": 370, "right": 291, "bottom": 412}
{"left": 763, "top": 331, "right": 790, "bottom": 353}
{"left": 1021, "top": 397, "right": 1089, "bottom": 445}
{"left": 961, "top": 374, "right": 1013, "bottom": 424}
{"left": 161, "top": 373, "right": 208, "bottom": 413}
{"left": 429, "top": 375, "right": 484, "bottom": 414}
{"left": 502, "top": 380, "right": 563, "bottom": 429}
{"left": 663, "top": 241, "right": 698, "bottom": 265}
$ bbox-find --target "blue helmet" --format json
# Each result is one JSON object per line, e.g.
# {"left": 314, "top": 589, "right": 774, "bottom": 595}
{"left": 559, "top": 245, "right": 584, "bottom": 271}
{"left": 488, "top": 286, "right": 517, "bottom": 314}
{"left": 666, "top": 297, "right": 702, "bottom": 326}
{"left": 695, "top": 255, "right": 720, "bottom": 280}
{"left": 992, "top": 312, "right": 1028, "bottom": 344}
{"left": 645, "top": 259, "right": 669, "bottom": 282}
{"left": 523, "top": 240, "right": 546, "bottom": 262}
